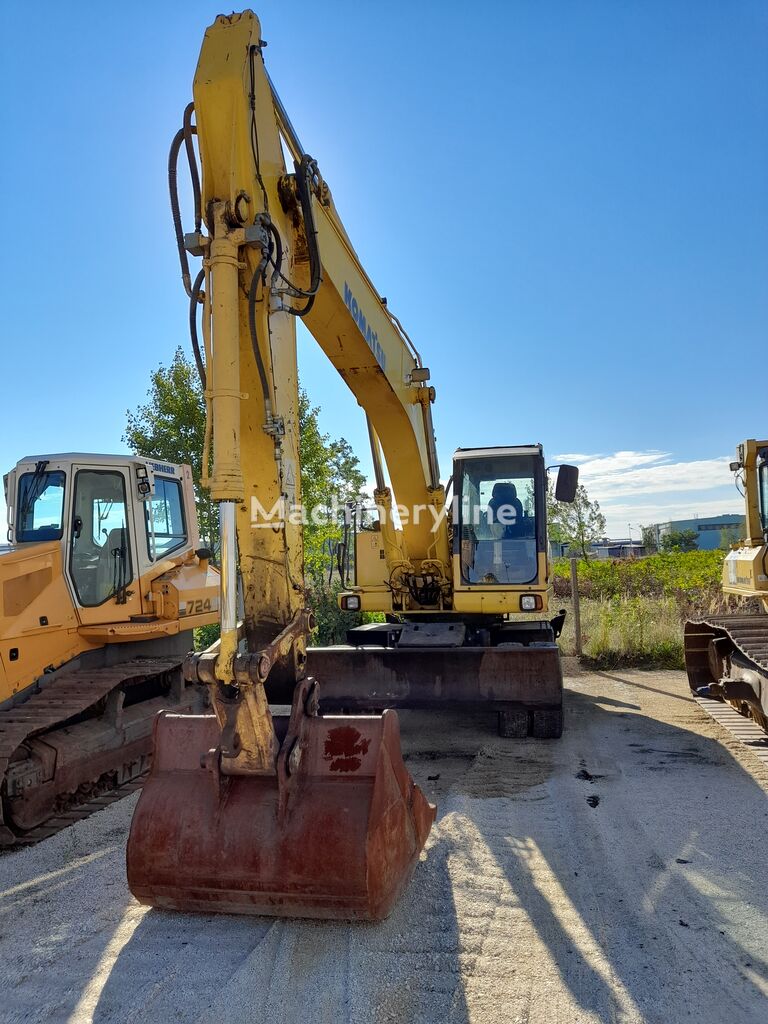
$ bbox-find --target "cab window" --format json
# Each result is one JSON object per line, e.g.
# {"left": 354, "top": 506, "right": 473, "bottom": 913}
{"left": 145, "top": 477, "right": 187, "bottom": 559}
{"left": 459, "top": 455, "right": 538, "bottom": 585}
{"left": 17, "top": 470, "right": 66, "bottom": 542}
{"left": 70, "top": 471, "right": 132, "bottom": 607}
{"left": 759, "top": 460, "right": 768, "bottom": 535}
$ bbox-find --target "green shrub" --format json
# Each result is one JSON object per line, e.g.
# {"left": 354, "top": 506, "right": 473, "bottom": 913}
{"left": 552, "top": 550, "right": 725, "bottom": 601}
{"left": 194, "top": 622, "right": 221, "bottom": 651}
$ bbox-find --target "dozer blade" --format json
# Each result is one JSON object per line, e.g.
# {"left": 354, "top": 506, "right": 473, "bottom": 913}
{"left": 127, "top": 689, "right": 435, "bottom": 921}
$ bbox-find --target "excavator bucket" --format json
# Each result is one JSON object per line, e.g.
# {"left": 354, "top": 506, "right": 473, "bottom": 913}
{"left": 127, "top": 679, "right": 435, "bottom": 921}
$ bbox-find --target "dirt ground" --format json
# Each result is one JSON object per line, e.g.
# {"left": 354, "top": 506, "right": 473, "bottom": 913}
{"left": 2, "top": 668, "right": 767, "bottom": 1024}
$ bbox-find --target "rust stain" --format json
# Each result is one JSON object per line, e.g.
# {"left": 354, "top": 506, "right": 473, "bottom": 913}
{"left": 323, "top": 725, "right": 371, "bottom": 773}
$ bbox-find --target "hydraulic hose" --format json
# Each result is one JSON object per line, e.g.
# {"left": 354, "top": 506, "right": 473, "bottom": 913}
{"left": 168, "top": 127, "right": 192, "bottom": 297}
{"left": 265, "top": 157, "right": 322, "bottom": 317}
{"left": 169, "top": 104, "right": 203, "bottom": 297}
{"left": 247, "top": 258, "right": 273, "bottom": 408}
{"left": 189, "top": 267, "right": 207, "bottom": 390}
{"left": 286, "top": 156, "right": 322, "bottom": 316}
{"left": 182, "top": 102, "right": 202, "bottom": 233}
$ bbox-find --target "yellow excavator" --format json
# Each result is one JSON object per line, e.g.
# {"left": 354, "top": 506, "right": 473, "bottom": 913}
{"left": 126, "top": 10, "right": 578, "bottom": 922}
{"left": 685, "top": 439, "right": 768, "bottom": 733}
{"left": 0, "top": 455, "right": 218, "bottom": 845}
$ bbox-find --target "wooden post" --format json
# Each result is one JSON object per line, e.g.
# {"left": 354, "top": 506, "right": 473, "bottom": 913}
{"left": 570, "top": 557, "right": 582, "bottom": 657}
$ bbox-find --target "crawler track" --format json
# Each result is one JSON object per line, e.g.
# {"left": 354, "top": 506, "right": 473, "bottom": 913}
{"left": 2, "top": 772, "right": 149, "bottom": 847}
{"left": 693, "top": 694, "right": 768, "bottom": 768}
{"left": 684, "top": 614, "right": 768, "bottom": 734}
{"left": 0, "top": 658, "right": 204, "bottom": 848}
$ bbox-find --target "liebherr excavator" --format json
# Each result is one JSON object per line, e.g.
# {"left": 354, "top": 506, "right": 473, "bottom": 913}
{"left": 685, "top": 439, "right": 768, "bottom": 733}
{"left": 127, "top": 10, "right": 578, "bottom": 921}
{"left": 0, "top": 456, "right": 218, "bottom": 845}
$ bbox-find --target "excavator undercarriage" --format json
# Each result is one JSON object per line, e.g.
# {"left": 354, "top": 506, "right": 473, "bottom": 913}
{"left": 685, "top": 616, "right": 768, "bottom": 734}
{"left": 306, "top": 638, "right": 564, "bottom": 739}
{"left": 0, "top": 646, "right": 206, "bottom": 847}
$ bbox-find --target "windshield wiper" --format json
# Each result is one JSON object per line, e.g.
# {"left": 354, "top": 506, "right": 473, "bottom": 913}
{"left": 19, "top": 460, "right": 50, "bottom": 530}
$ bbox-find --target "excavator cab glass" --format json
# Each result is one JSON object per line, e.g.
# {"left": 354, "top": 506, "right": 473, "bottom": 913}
{"left": 144, "top": 476, "right": 187, "bottom": 559}
{"left": 70, "top": 470, "right": 133, "bottom": 606}
{"left": 456, "top": 449, "right": 544, "bottom": 586}
{"left": 758, "top": 449, "right": 768, "bottom": 534}
{"left": 16, "top": 469, "right": 66, "bottom": 543}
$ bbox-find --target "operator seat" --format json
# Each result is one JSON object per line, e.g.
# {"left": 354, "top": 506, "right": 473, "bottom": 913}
{"left": 488, "top": 482, "right": 524, "bottom": 538}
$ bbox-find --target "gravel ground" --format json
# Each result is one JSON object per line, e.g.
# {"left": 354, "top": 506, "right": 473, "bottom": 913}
{"left": 1, "top": 668, "right": 767, "bottom": 1024}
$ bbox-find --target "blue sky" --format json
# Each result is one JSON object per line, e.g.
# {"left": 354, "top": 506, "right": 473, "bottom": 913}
{"left": 1, "top": 1, "right": 766, "bottom": 537}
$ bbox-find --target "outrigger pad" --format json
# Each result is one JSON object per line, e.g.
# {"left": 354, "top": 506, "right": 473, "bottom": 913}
{"left": 127, "top": 705, "right": 435, "bottom": 921}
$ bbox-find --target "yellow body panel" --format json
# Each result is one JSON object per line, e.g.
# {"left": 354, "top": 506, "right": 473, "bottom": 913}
{"left": 721, "top": 440, "right": 768, "bottom": 612}
{"left": 722, "top": 547, "right": 768, "bottom": 603}
{"left": 0, "top": 541, "right": 90, "bottom": 700}
{"left": 1, "top": 456, "right": 220, "bottom": 705}
{"left": 356, "top": 531, "right": 387, "bottom": 589}
{"left": 0, "top": 545, "right": 219, "bottom": 704}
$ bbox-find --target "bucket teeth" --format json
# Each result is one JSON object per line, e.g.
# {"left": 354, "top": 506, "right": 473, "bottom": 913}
{"left": 127, "top": 695, "right": 435, "bottom": 921}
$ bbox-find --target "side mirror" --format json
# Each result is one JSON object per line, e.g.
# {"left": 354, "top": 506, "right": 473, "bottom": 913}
{"left": 555, "top": 465, "right": 579, "bottom": 503}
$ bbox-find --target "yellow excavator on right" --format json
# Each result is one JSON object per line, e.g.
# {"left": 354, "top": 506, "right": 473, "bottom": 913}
{"left": 685, "top": 439, "right": 768, "bottom": 734}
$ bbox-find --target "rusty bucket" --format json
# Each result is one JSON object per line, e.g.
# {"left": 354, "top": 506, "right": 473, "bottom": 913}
{"left": 126, "top": 681, "right": 435, "bottom": 921}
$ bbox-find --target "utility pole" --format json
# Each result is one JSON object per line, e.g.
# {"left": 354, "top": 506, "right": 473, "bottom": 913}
{"left": 570, "top": 557, "right": 582, "bottom": 657}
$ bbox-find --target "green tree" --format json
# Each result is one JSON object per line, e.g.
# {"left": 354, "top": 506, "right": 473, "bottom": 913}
{"left": 124, "top": 350, "right": 368, "bottom": 642}
{"left": 719, "top": 526, "right": 741, "bottom": 549}
{"left": 124, "top": 347, "right": 217, "bottom": 551}
{"left": 640, "top": 525, "right": 658, "bottom": 554}
{"left": 295, "top": 389, "right": 367, "bottom": 584}
{"left": 660, "top": 528, "right": 699, "bottom": 553}
{"left": 547, "top": 482, "right": 606, "bottom": 560}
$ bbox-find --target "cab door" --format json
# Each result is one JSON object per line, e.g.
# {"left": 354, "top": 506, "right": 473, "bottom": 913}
{"left": 67, "top": 465, "right": 143, "bottom": 624}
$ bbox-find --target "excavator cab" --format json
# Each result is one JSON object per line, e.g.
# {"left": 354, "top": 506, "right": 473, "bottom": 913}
{"left": 452, "top": 446, "right": 560, "bottom": 610}
{"left": 2, "top": 454, "right": 217, "bottom": 702}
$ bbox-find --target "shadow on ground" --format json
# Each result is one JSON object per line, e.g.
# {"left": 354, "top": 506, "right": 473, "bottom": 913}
{"left": 83, "top": 677, "right": 768, "bottom": 1024}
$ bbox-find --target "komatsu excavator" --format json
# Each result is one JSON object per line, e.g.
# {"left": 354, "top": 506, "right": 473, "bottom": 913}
{"left": 685, "top": 439, "right": 768, "bottom": 733}
{"left": 126, "top": 10, "right": 578, "bottom": 921}
{"left": 0, "top": 456, "right": 218, "bottom": 845}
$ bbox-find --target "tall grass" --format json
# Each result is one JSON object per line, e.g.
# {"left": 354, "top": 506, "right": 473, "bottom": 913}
{"left": 555, "top": 596, "right": 684, "bottom": 668}
{"left": 551, "top": 551, "right": 762, "bottom": 669}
